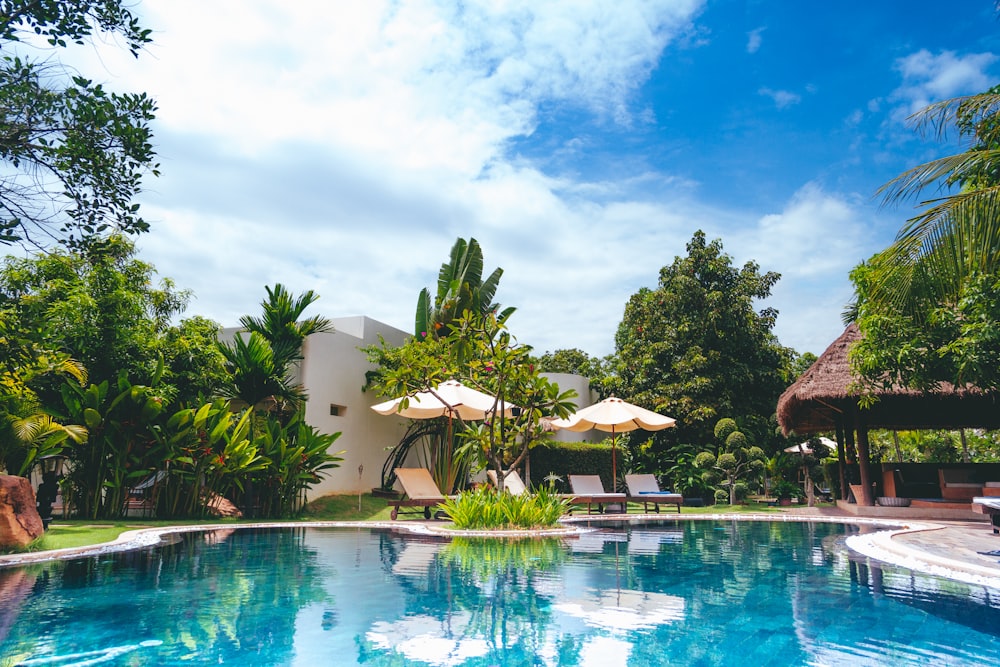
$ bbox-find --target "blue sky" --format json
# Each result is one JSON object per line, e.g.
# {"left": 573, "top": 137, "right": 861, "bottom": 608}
{"left": 61, "top": 0, "right": 1000, "bottom": 358}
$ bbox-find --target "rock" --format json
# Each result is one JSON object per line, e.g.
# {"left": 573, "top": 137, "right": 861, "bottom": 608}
{"left": 205, "top": 492, "right": 243, "bottom": 519}
{"left": 0, "top": 476, "right": 44, "bottom": 548}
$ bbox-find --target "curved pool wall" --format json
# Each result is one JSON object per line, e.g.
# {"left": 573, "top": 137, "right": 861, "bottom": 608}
{"left": 1, "top": 518, "right": 999, "bottom": 666}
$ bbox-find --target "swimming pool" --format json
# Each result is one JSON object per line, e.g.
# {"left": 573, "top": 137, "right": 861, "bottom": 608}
{"left": 1, "top": 520, "right": 999, "bottom": 666}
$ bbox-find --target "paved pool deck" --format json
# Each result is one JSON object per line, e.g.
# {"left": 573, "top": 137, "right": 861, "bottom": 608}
{"left": 781, "top": 504, "right": 1000, "bottom": 589}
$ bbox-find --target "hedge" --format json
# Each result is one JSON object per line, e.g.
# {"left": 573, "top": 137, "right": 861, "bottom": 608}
{"left": 526, "top": 441, "right": 617, "bottom": 492}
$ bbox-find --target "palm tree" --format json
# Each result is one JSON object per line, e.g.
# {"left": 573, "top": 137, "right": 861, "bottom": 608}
{"left": 220, "top": 284, "right": 334, "bottom": 421}
{"left": 219, "top": 285, "right": 333, "bottom": 517}
{"left": 240, "top": 283, "right": 333, "bottom": 370}
{"left": 218, "top": 331, "right": 302, "bottom": 413}
{"left": 868, "top": 89, "right": 1000, "bottom": 313}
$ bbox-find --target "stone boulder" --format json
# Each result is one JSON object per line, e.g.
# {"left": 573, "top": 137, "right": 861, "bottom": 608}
{"left": 205, "top": 492, "right": 243, "bottom": 519}
{"left": 0, "top": 475, "right": 44, "bottom": 548}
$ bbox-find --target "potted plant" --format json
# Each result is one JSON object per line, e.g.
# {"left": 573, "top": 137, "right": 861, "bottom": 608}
{"left": 772, "top": 480, "right": 803, "bottom": 506}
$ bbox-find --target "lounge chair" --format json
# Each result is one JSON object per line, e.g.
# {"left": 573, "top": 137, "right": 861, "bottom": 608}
{"left": 939, "top": 469, "right": 983, "bottom": 501}
{"left": 387, "top": 468, "right": 454, "bottom": 520}
{"left": 486, "top": 469, "right": 528, "bottom": 495}
{"left": 567, "top": 474, "right": 626, "bottom": 514}
{"left": 624, "top": 474, "right": 683, "bottom": 514}
{"left": 123, "top": 470, "right": 167, "bottom": 518}
{"left": 973, "top": 496, "right": 1000, "bottom": 534}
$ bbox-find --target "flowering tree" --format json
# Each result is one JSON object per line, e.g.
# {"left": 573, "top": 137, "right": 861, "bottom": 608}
{"left": 366, "top": 310, "right": 576, "bottom": 494}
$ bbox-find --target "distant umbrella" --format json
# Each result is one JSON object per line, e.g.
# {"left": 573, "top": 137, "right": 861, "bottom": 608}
{"left": 550, "top": 397, "right": 676, "bottom": 486}
{"left": 783, "top": 436, "right": 836, "bottom": 455}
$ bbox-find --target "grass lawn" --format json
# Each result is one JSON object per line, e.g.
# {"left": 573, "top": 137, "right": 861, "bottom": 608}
{"left": 2, "top": 494, "right": 814, "bottom": 557}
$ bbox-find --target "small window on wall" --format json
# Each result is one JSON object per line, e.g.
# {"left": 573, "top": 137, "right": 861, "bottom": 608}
{"left": 329, "top": 404, "right": 346, "bottom": 417}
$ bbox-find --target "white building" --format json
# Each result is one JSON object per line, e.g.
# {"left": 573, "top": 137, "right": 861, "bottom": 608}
{"left": 226, "top": 316, "right": 599, "bottom": 500}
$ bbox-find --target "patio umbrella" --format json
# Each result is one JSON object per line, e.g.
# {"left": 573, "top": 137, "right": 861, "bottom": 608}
{"left": 550, "top": 397, "right": 676, "bottom": 486}
{"left": 783, "top": 436, "right": 836, "bottom": 455}
{"left": 371, "top": 379, "right": 514, "bottom": 420}
{"left": 372, "top": 380, "right": 516, "bottom": 494}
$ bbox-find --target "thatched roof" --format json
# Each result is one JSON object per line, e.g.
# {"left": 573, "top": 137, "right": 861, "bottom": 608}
{"left": 777, "top": 324, "right": 1000, "bottom": 435}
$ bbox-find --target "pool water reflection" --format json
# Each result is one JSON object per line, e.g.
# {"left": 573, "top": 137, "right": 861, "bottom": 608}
{"left": 1, "top": 520, "right": 999, "bottom": 666}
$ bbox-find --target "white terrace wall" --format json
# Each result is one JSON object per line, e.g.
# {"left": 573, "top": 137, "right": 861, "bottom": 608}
{"left": 541, "top": 372, "right": 602, "bottom": 445}
{"left": 298, "top": 316, "right": 410, "bottom": 498}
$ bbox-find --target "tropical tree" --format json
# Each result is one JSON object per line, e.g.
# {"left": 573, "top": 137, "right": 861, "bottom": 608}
{"left": 0, "top": 318, "right": 87, "bottom": 475}
{"left": 0, "top": 1, "right": 157, "bottom": 250}
{"left": 850, "top": 87, "right": 1000, "bottom": 391}
{"left": 219, "top": 284, "right": 332, "bottom": 416}
{"left": 0, "top": 236, "right": 224, "bottom": 405}
{"left": 613, "top": 231, "right": 793, "bottom": 449}
{"left": 694, "top": 418, "right": 766, "bottom": 505}
{"left": 57, "top": 373, "right": 165, "bottom": 518}
{"left": 158, "top": 315, "right": 230, "bottom": 404}
{"left": 367, "top": 310, "right": 575, "bottom": 494}
{"left": 239, "top": 284, "right": 333, "bottom": 372}
{"left": 415, "top": 237, "right": 515, "bottom": 341}
{"left": 533, "top": 347, "right": 614, "bottom": 386}
{"left": 868, "top": 89, "right": 1000, "bottom": 310}
{"left": 217, "top": 284, "right": 340, "bottom": 517}
{"left": 449, "top": 312, "right": 577, "bottom": 493}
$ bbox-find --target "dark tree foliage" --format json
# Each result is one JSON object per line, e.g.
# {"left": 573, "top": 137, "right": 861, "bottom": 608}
{"left": 614, "top": 231, "right": 793, "bottom": 450}
{"left": 0, "top": 1, "right": 157, "bottom": 249}
{"left": 533, "top": 347, "right": 612, "bottom": 382}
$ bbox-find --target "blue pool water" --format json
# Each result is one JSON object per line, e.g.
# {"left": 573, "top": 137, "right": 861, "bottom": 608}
{"left": 1, "top": 520, "right": 999, "bottom": 666}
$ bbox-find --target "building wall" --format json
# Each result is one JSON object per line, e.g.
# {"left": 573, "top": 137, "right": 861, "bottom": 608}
{"left": 541, "top": 372, "right": 602, "bottom": 444}
{"left": 298, "top": 316, "right": 410, "bottom": 497}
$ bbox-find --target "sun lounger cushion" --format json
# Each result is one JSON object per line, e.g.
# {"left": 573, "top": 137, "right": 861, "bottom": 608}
{"left": 387, "top": 468, "right": 454, "bottom": 520}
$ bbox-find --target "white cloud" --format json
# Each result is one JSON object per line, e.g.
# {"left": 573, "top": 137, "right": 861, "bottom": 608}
{"left": 758, "top": 87, "right": 801, "bottom": 109}
{"left": 89, "top": 0, "right": 709, "bottom": 358}
{"left": 51, "top": 0, "right": 891, "bottom": 360}
{"left": 729, "top": 183, "right": 879, "bottom": 355}
{"left": 890, "top": 49, "right": 998, "bottom": 121}
{"left": 747, "top": 27, "right": 765, "bottom": 54}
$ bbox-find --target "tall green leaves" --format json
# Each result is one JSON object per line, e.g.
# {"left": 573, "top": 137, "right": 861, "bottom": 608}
{"left": 415, "top": 237, "right": 514, "bottom": 341}
{"left": 58, "top": 374, "right": 165, "bottom": 519}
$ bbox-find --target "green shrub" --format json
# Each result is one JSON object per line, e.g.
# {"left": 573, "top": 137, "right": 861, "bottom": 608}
{"left": 714, "top": 488, "right": 729, "bottom": 504}
{"left": 528, "top": 442, "right": 616, "bottom": 491}
{"left": 439, "top": 486, "right": 570, "bottom": 529}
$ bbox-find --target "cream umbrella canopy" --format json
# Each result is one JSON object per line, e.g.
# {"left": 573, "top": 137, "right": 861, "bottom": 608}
{"left": 783, "top": 436, "right": 837, "bottom": 455}
{"left": 550, "top": 397, "right": 676, "bottom": 487}
{"left": 371, "top": 380, "right": 514, "bottom": 420}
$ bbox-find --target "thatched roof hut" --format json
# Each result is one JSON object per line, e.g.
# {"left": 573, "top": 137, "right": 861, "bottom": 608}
{"left": 777, "top": 324, "right": 1000, "bottom": 506}
{"left": 777, "top": 324, "right": 1000, "bottom": 436}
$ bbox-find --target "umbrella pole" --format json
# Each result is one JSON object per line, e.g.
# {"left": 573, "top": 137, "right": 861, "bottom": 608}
{"left": 612, "top": 425, "right": 617, "bottom": 491}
